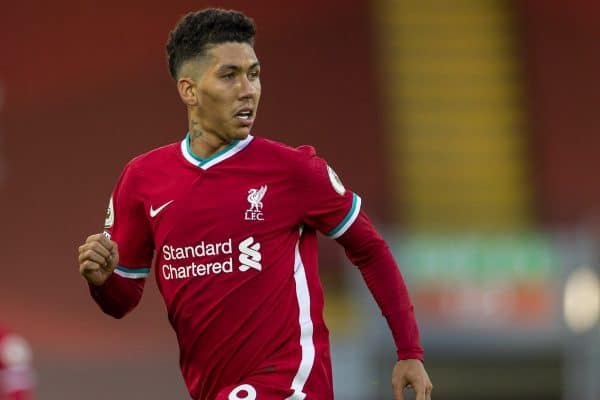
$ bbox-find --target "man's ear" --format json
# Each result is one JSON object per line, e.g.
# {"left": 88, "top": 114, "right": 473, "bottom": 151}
{"left": 177, "top": 77, "right": 198, "bottom": 106}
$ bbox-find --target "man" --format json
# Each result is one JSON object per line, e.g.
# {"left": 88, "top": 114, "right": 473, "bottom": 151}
{"left": 0, "top": 324, "right": 35, "bottom": 400}
{"left": 78, "top": 8, "right": 432, "bottom": 400}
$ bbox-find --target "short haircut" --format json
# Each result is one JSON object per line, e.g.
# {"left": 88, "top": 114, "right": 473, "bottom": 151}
{"left": 166, "top": 8, "right": 256, "bottom": 80}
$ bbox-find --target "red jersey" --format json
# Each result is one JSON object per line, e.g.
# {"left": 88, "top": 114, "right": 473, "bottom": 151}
{"left": 0, "top": 326, "right": 34, "bottom": 400}
{"left": 92, "top": 134, "right": 423, "bottom": 399}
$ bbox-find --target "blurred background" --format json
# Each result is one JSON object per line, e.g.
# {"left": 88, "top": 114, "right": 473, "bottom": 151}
{"left": 1, "top": 0, "right": 599, "bottom": 399}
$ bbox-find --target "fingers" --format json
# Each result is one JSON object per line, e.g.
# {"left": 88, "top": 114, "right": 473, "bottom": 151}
{"left": 108, "top": 241, "right": 119, "bottom": 259}
{"left": 81, "top": 234, "right": 117, "bottom": 258}
{"left": 414, "top": 383, "right": 426, "bottom": 400}
{"left": 79, "top": 234, "right": 119, "bottom": 270}
{"left": 392, "top": 360, "right": 433, "bottom": 400}
{"left": 414, "top": 379, "right": 433, "bottom": 400}
{"left": 79, "top": 259, "right": 101, "bottom": 274}
{"left": 79, "top": 259, "right": 110, "bottom": 286}
{"left": 78, "top": 245, "right": 109, "bottom": 264}
{"left": 392, "top": 377, "right": 407, "bottom": 400}
{"left": 86, "top": 233, "right": 118, "bottom": 253}
{"left": 393, "top": 387, "right": 405, "bottom": 400}
{"left": 79, "top": 260, "right": 101, "bottom": 273}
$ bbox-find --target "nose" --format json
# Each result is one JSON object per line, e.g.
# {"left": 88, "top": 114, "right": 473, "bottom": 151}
{"left": 238, "top": 75, "right": 258, "bottom": 99}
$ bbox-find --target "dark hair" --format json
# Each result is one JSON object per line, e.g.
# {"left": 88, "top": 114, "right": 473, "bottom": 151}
{"left": 166, "top": 8, "right": 256, "bottom": 80}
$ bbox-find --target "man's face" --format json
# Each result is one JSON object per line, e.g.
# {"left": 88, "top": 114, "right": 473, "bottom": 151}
{"left": 189, "top": 42, "right": 261, "bottom": 143}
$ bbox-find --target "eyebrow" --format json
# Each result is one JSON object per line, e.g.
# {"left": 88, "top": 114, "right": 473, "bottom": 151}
{"left": 218, "top": 62, "right": 261, "bottom": 72}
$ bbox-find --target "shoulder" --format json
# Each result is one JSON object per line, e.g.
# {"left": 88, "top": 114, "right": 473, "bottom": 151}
{"left": 126, "top": 142, "right": 180, "bottom": 172}
{"left": 252, "top": 137, "right": 318, "bottom": 166}
{"left": 117, "top": 142, "right": 181, "bottom": 186}
{"left": 110, "top": 142, "right": 180, "bottom": 193}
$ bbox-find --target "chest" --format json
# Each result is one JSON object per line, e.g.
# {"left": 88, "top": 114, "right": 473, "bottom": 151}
{"left": 145, "top": 169, "right": 299, "bottom": 246}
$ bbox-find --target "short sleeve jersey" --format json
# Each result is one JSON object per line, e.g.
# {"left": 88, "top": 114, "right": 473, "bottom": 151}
{"left": 104, "top": 135, "right": 361, "bottom": 399}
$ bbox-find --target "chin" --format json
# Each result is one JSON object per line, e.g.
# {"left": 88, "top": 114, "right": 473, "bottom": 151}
{"left": 232, "top": 129, "right": 251, "bottom": 140}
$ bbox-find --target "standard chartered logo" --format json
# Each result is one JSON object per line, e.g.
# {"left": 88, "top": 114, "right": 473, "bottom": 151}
{"left": 161, "top": 237, "right": 262, "bottom": 280}
{"left": 238, "top": 237, "right": 262, "bottom": 271}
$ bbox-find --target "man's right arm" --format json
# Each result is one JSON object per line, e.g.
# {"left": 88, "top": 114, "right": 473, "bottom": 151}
{"left": 79, "top": 162, "right": 153, "bottom": 319}
{"left": 88, "top": 274, "right": 145, "bottom": 319}
{"left": 78, "top": 233, "right": 145, "bottom": 319}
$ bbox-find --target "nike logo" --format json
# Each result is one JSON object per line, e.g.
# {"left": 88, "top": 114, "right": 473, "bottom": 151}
{"left": 149, "top": 200, "right": 174, "bottom": 218}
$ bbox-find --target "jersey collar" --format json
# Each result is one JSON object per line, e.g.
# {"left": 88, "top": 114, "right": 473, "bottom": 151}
{"left": 180, "top": 132, "right": 254, "bottom": 170}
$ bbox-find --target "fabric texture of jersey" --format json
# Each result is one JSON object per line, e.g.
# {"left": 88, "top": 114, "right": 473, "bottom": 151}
{"left": 102, "top": 135, "right": 361, "bottom": 400}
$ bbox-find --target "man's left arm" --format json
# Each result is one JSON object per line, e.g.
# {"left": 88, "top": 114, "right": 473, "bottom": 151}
{"left": 293, "top": 151, "right": 432, "bottom": 398}
{"left": 336, "top": 211, "right": 433, "bottom": 400}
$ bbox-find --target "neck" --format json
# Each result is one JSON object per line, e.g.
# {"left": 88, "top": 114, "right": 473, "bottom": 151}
{"left": 188, "top": 126, "right": 230, "bottom": 159}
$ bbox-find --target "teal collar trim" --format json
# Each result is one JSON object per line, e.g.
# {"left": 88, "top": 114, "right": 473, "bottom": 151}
{"left": 180, "top": 132, "right": 254, "bottom": 170}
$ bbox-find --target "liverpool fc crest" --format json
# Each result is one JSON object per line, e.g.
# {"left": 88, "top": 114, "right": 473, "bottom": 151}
{"left": 245, "top": 185, "right": 267, "bottom": 221}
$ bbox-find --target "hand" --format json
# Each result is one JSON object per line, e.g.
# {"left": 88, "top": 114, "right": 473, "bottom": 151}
{"left": 78, "top": 233, "right": 119, "bottom": 286}
{"left": 392, "top": 359, "right": 433, "bottom": 400}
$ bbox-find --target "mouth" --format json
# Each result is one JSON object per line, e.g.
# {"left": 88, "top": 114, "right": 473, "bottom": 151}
{"left": 234, "top": 107, "right": 255, "bottom": 127}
